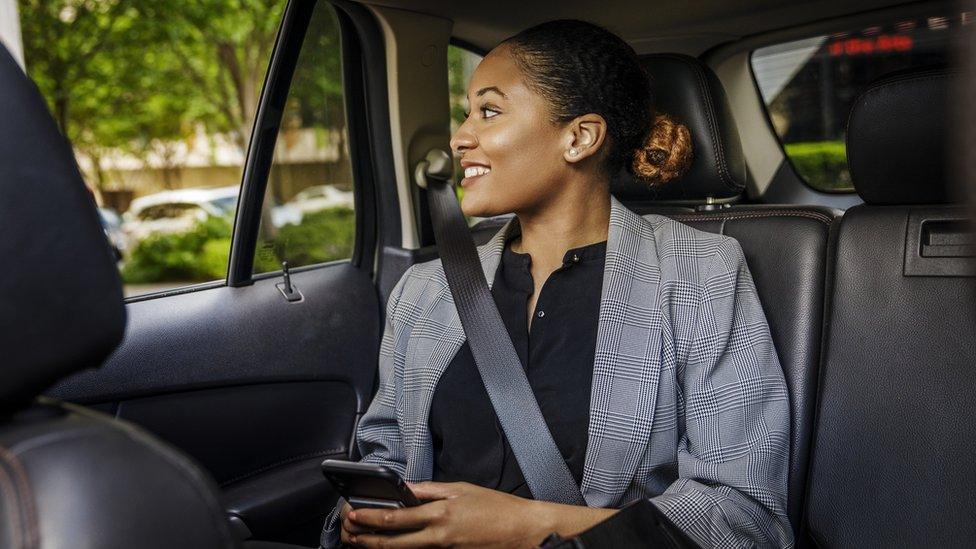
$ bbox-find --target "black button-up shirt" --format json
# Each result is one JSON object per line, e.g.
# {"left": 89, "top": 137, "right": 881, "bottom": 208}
{"left": 428, "top": 235, "right": 607, "bottom": 498}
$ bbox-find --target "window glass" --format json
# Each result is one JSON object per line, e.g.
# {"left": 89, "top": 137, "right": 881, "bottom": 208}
{"left": 253, "top": 3, "right": 354, "bottom": 275}
{"left": 751, "top": 12, "right": 965, "bottom": 192}
{"left": 447, "top": 44, "right": 484, "bottom": 222}
{"left": 19, "top": 0, "right": 286, "bottom": 297}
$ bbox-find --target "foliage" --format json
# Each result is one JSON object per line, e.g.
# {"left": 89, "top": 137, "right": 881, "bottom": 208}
{"left": 18, "top": 0, "right": 185, "bottom": 179}
{"left": 19, "top": 0, "right": 289, "bottom": 188}
{"left": 448, "top": 45, "right": 469, "bottom": 128}
{"left": 121, "top": 215, "right": 233, "bottom": 283}
{"left": 783, "top": 140, "right": 854, "bottom": 192}
{"left": 122, "top": 207, "right": 355, "bottom": 283}
{"left": 136, "top": 0, "right": 286, "bottom": 151}
{"left": 260, "top": 207, "right": 356, "bottom": 269}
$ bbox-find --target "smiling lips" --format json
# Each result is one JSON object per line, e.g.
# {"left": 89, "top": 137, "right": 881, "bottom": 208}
{"left": 461, "top": 164, "right": 491, "bottom": 186}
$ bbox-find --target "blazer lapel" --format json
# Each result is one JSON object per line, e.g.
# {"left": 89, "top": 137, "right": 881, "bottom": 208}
{"left": 579, "top": 196, "right": 664, "bottom": 507}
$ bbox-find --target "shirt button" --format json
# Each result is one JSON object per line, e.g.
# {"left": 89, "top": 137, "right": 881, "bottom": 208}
{"left": 536, "top": 310, "right": 545, "bottom": 318}
{"left": 572, "top": 254, "right": 580, "bottom": 263}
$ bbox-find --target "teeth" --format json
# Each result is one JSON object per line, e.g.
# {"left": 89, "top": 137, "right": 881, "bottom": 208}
{"left": 464, "top": 166, "right": 491, "bottom": 178}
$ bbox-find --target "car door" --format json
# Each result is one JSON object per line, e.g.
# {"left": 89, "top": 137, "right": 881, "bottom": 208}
{"left": 44, "top": 1, "right": 401, "bottom": 545}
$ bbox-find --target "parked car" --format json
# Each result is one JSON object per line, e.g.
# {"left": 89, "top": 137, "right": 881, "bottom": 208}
{"left": 121, "top": 185, "right": 239, "bottom": 242}
{"left": 287, "top": 184, "right": 354, "bottom": 215}
{"left": 266, "top": 184, "right": 355, "bottom": 228}
{"left": 98, "top": 207, "right": 127, "bottom": 260}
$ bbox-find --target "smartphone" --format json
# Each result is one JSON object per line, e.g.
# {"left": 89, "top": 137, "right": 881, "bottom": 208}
{"left": 321, "top": 459, "right": 421, "bottom": 510}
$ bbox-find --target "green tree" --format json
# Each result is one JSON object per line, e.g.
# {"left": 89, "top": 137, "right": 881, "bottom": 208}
{"left": 138, "top": 0, "right": 287, "bottom": 153}
{"left": 19, "top": 0, "right": 289, "bottom": 190}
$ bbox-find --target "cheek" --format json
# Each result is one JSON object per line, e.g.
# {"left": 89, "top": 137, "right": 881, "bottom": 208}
{"left": 465, "top": 122, "right": 563, "bottom": 214}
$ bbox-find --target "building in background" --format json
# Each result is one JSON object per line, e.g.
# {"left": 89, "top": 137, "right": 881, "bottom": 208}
{"left": 0, "top": 0, "right": 23, "bottom": 67}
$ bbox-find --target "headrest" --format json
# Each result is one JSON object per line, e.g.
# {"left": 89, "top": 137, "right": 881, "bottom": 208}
{"left": 611, "top": 53, "right": 747, "bottom": 203}
{"left": 0, "top": 46, "right": 125, "bottom": 413}
{"left": 847, "top": 67, "right": 955, "bottom": 205}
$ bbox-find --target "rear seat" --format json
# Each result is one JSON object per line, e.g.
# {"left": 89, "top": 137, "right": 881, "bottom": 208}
{"left": 472, "top": 53, "right": 834, "bottom": 531}
{"left": 804, "top": 67, "right": 976, "bottom": 547}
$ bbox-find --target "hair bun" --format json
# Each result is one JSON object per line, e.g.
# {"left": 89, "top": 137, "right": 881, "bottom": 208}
{"left": 631, "top": 113, "right": 693, "bottom": 186}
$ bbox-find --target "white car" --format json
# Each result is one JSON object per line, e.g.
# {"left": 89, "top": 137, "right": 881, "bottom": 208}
{"left": 122, "top": 185, "right": 240, "bottom": 243}
{"left": 266, "top": 184, "right": 354, "bottom": 228}
{"left": 287, "top": 185, "right": 354, "bottom": 216}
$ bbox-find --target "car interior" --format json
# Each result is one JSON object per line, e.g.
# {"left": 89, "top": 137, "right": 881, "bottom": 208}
{"left": 1, "top": 0, "right": 974, "bottom": 547}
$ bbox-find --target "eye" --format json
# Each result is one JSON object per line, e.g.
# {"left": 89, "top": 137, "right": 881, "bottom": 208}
{"left": 481, "top": 105, "right": 500, "bottom": 119}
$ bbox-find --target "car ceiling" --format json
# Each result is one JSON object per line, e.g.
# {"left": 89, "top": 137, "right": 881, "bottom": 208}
{"left": 359, "top": 0, "right": 927, "bottom": 55}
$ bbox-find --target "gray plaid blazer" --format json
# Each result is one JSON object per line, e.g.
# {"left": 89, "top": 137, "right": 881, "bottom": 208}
{"left": 322, "top": 196, "right": 793, "bottom": 548}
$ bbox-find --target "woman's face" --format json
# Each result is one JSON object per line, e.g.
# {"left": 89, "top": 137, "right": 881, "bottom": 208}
{"left": 450, "top": 46, "right": 571, "bottom": 217}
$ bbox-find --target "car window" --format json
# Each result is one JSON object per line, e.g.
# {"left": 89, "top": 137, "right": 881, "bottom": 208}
{"left": 750, "top": 12, "right": 961, "bottom": 192}
{"left": 253, "top": 3, "right": 355, "bottom": 275}
{"left": 19, "top": 1, "right": 286, "bottom": 297}
{"left": 210, "top": 196, "right": 239, "bottom": 215}
{"left": 448, "top": 44, "right": 484, "bottom": 222}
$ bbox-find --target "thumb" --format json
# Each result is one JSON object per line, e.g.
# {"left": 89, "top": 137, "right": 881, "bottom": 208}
{"left": 406, "top": 481, "right": 459, "bottom": 501}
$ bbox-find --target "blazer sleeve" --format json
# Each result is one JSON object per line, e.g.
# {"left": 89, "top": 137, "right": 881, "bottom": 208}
{"left": 650, "top": 237, "right": 794, "bottom": 548}
{"left": 320, "top": 268, "right": 413, "bottom": 549}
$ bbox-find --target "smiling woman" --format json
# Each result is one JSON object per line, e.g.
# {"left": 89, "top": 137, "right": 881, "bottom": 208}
{"left": 322, "top": 18, "right": 793, "bottom": 549}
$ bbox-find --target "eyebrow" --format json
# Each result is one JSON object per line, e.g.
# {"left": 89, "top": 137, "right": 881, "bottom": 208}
{"left": 475, "top": 86, "right": 508, "bottom": 99}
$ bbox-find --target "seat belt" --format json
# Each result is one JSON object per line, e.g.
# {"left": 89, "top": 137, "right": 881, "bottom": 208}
{"left": 415, "top": 150, "right": 586, "bottom": 506}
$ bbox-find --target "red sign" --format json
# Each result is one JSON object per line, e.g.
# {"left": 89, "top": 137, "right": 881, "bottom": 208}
{"left": 828, "top": 35, "right": 914, "bottom": 56}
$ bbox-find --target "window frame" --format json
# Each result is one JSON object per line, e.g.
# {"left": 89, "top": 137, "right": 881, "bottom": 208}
{"left": 228, "top": 0, "right": 377, "bottom": 286}
{"left": 704, "top": 0, "right": 951, "bottom": 201}
{"left": 745, "top": 47, "right": 858, "bottom": 195}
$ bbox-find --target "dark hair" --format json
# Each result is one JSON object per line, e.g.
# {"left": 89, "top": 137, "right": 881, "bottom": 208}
{"left": 500, "top": 20, "right": 692, "bottom": 186}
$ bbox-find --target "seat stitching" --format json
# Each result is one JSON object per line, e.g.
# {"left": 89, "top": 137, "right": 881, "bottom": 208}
{"left": 0, "top": 459, "right": 23, "bottom": 549}
{"left": 62, "top": 403, "right": 237, "bottom": 548}
{"left": 0, "top": 448, "right": 37, "bottom": 548}
{"left": 667, "top": 210, "right": 834, "bottom": 225}
{"left": 0, "top": 446, "right": 38, "bottom": 549}
{"left": 651, "top": 53, "right": 739, "bottom": 192}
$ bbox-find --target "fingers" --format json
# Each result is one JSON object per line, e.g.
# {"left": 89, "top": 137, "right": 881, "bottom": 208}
{"left": 350, "top": 528, "right": 444, "bottom": 549}
{"left": 349, "top": 502, "right": 446, "bottom": 531}
{"left": 343, "top": 515, "right": 374, "bottom": 535}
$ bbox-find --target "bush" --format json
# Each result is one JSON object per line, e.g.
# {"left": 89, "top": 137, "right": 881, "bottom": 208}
{"left": 122, "top": 216, "right": 233, "bottom": 283}
{"left": 122, "top": 207, "right": 357, "bottom": 284}
{"left": 783, "top": 141, "right": 853, "bottom": 192}
{"left": 265, "top": 206, "right": 355, "bottom": 267}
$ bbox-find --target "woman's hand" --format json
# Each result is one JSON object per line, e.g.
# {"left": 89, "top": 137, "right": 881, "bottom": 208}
{"left": 343, "top": 481, "right": 549, "bottom": 548}
{"left": 340, "top": 501, "right": 369, "bottom": 546}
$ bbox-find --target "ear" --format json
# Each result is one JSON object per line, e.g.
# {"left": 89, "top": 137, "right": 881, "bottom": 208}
{"left": 563, "top": 113, "right": 607, "bottom": 164}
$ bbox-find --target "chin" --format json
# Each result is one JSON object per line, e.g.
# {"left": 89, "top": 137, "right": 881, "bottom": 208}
{"left": 459, "top": 194, "right": 494, "bottom": 218}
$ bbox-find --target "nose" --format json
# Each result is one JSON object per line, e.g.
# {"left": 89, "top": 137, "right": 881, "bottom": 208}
{"left": 450, "top": 116, "right": 477, "bottom": 157}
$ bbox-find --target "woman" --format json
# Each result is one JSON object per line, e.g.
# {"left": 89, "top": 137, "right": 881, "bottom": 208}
{"left": 322, "top": 19, "right": 793, "bottom": 549}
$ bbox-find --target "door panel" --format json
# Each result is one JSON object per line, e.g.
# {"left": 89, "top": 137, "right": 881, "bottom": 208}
{"left": 50, "top": 265, "right": 379, "bottom": 403}
{"left": 48, "top": 264, "right": 380, "bottom": 543}
{"left": 115, "top": 382, "right": 355, "bottom": 486}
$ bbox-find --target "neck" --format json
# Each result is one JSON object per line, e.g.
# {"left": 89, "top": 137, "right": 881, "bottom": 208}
{"left": 510, "top": 179, "right": 611, "bottom": 273}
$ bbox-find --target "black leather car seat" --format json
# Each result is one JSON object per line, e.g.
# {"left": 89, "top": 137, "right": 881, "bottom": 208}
{"left": 0, "top": 45, "right": 238, "bottom": 549}
{"left": 804, "top": 67, "right": 976, "bottom": 547}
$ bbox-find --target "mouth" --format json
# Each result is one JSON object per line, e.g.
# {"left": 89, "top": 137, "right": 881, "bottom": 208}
{"left": 460, "top": 165, "right": 491, "bottom": 187}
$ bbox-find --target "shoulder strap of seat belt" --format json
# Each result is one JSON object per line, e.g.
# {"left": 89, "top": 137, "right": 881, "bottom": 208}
{"left": 416, "top": 150, "right": 586, "bottom": 506}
